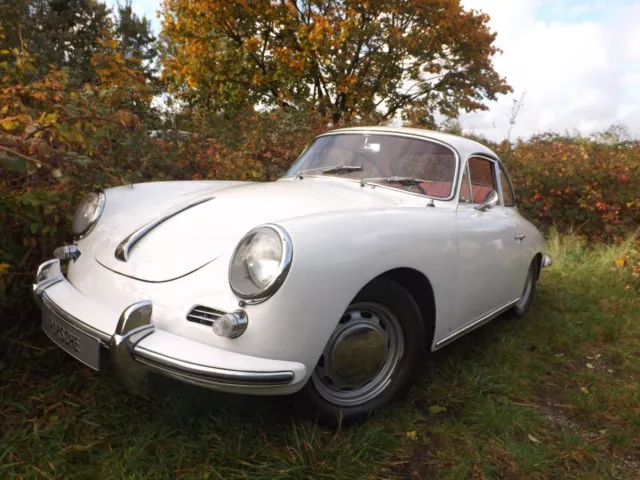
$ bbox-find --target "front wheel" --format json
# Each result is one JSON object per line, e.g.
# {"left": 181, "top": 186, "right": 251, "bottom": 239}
{"left": 302, "top": 277, "right": 426, "bottom": 425}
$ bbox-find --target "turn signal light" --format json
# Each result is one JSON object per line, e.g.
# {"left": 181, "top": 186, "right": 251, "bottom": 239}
{"left": 212, "top": 310, "right": 248, "bottom": 338}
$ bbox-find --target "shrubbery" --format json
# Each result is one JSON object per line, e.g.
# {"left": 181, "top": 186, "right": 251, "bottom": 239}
{"left": 496, "top": 136, "right": 640, "bottom": 242}
{"left": 0, "top": 39, "right": 325, "bottom": 311}
{"left": 1, "top": 37, "right": 638, "bottom": 318}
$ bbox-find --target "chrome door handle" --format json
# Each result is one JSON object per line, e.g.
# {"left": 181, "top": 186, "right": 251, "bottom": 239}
{"left": 514, "top": 233, "right": 526, "bottom": 241}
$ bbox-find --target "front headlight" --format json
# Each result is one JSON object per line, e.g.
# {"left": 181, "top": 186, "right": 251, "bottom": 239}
{"left": 72, "top": 192, "right": 105, "bottom": 238}
{"left": 229, "top": 225, "right": 292, "bottom": 302}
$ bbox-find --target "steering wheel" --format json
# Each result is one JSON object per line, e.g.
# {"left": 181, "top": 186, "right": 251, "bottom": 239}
{"left": 406, "top": 182, "right": 427, "bottom": 195}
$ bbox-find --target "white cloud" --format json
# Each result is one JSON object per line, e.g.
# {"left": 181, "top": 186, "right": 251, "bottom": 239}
{"left": 110, "top": 0, "right": 640, "bottom": 140}
{"left": 459, "top": 0, "right": 640, "bottom": 140}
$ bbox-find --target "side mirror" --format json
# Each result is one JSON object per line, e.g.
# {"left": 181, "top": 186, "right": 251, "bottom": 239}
{"left": 474, "top": 190, "right": 499, "bottom": 212}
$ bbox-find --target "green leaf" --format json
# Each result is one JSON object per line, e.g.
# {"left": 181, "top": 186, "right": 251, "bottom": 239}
{"left": 19, "top": 192, "right": 41, "bottom": 207}
{"left": 63, "top": 106, "right": 79, "bottom": 117}
{"left": 428, "top": 405, "right": 447, "bottom": 414}
{"left": 30, "top": 223, "right": 39, "bottom": 234}
{"left": 72, "top": 156, "right": 92, "bottom": 167}
{"left": 0, "top": 119, "right": 20, "bottom": 131}
{"left": 0, "top": 151, "right": 27, "bottom": 173}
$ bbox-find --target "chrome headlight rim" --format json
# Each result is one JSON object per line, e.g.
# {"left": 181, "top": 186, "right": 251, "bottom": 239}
{"left": 72, "top": 191, "right": 106, "bottom": 239}
{"left": 229, "top": 224, "right": 293, "bottom": 303}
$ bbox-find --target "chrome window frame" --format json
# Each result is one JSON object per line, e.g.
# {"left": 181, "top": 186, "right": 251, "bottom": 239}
{"left": 497, "top": 163, "right": 517, "bottom": 207}
{"left": 458, "top": 162, "right": 474, "bottom": 204}
{"left": 283, "top": 131, "right": 461, "bottom": 202}
{"left": 458, "top": 154, "right": 502, "bottom": 206}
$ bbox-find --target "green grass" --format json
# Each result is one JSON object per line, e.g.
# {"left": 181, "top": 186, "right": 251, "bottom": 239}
{"left": 1, "top": 232, "right": 639, "bottom": 479}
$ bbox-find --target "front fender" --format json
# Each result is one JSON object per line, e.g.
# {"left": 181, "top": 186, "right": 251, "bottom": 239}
{"left": 67, "top": 204, "right": 459, "bottom": 389}
{"left": 253, "top": 207, "right": 458, "bottom": 374}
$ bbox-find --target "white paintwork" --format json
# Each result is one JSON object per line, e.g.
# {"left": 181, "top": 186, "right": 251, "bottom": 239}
{"left": 44, "top": 127, "right": 545, "bottom": 395}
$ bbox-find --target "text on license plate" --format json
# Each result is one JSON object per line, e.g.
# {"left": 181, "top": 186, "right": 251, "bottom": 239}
{"left": 42, "top": 305, "right": 101, "bottom": 370}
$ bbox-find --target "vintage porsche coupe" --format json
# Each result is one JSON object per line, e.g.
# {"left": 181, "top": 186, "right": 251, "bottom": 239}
{"left": 34, "top": 127, "right": 551, "bottom": 422}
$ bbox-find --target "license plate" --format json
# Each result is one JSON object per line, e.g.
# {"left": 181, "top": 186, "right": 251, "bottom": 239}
{"left": 42, "top": 305, "right": 101, "bottom": 370}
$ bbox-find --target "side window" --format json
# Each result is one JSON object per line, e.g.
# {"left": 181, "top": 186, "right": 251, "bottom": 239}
{"left": 460, "top": 157, "right": 498, "bottom": 204}
{"left": 499, "top": 165, "right": 516, "bottom": 207}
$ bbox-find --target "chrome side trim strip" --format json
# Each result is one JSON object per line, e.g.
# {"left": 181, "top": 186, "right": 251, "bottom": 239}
{"left": 435, "top": 298, "right": 520, "bottom": 348}
{"left": 133, "top": 347, "right": 295, "bottom": 387}
{"left": 115, "top": 196, "right": 214, "bottom": 262}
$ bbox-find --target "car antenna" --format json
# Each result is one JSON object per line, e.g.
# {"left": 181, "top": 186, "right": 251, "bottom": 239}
{"left": 426, "top": 198, "right": 435, "bottom": 207}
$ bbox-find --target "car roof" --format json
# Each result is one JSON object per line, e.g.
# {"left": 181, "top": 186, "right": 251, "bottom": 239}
{"left": 319, "top": 126, "right": 499, "bottom": 161}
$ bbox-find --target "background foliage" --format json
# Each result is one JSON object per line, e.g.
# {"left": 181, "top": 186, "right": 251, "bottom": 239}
{"left": 498, "top": 136, "right": 640, "bottom": 243}
{"left": 1, "top": 3, "right": 639, "bottom": 477}
{"left": 160, "top": 0, "right": 511, "bottom": 123}
{"left": 1, "top": 0, "right": 638, "bottom": 325}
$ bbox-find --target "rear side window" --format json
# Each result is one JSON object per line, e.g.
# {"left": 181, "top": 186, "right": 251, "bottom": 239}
{"left": 499, "top": 165, "right": 516, "bottom": 207}
{"left": 459, "top": 157, "right": 498, "bottom": 204}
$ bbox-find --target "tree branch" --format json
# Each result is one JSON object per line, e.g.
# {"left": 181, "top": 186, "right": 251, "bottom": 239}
{"left": 0, "top": 145, "right": 53, "bottom": 169}
{"left": 24, "top": 115, "right": 120, "bottom": 140}
{"left": 219, "top": 18, "right": 281, "bottom": 101}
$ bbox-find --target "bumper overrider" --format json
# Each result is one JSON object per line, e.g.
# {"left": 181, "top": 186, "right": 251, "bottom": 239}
{"left": 33, "top": 259, "right": 305, "bottom": 396}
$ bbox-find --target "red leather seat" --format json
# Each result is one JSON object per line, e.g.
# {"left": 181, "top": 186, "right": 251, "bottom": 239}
{"left": 459, "top": 182, "right": 494, "bottom": 203}
{"left": 471, "top": 185, "right": 493, "bottom": 203}
{"left": 420, "top": 181, "right": 452, "bottom": 198}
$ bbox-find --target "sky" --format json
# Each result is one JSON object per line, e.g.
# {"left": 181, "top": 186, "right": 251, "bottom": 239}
{"left": 108, "top": 0, "right": 640, "bottom": 141}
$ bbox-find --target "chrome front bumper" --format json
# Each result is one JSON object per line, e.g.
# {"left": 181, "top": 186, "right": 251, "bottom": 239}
{"left": 34, "top": 259, "right": 302, "bottom": 396}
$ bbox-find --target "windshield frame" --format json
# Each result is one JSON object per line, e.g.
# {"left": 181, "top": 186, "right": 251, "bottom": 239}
{"left": 283, "top": 131, "right": 461, "bottom": 202}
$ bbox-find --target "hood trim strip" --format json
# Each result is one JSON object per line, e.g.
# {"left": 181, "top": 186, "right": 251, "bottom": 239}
{"left": 97, "top": 254, "right": 220, "bottom": 283}
{"left": 115, "top": 196, "right": 215, "bottom": 262}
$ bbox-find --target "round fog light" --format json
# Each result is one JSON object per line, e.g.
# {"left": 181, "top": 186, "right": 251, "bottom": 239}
{"left": 212, "top": 311, "right": 248, "bottom": 339}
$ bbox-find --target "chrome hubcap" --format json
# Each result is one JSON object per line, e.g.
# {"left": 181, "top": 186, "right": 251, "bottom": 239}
{"left": 311, "top": 302, "right": 404, "bottom": 407}
{"left": 516, "top": 267, "right": 533, "bottom": 310}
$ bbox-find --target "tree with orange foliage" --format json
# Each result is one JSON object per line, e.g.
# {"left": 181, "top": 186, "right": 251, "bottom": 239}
{"left": 160, "top": 0, "right": 512, "bottom": 123}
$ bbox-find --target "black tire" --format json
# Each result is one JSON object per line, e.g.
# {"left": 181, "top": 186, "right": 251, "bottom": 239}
{"left": 301, "top": 277, "right": 426, "bottom": 425}
{"left": 510, "top": 259, "right": 538, "bottom": 318}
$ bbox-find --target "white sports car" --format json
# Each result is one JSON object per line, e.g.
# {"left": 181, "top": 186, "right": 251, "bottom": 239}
{"left": 34, "top": 127, "right": 551, "bottom": 423}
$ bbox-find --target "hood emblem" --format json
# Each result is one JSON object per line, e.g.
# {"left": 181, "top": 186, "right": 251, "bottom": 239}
{"left": 115, "top": 197, "right": 214, "bottom": 262}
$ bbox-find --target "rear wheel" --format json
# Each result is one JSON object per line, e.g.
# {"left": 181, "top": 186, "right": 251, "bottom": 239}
{"left": 302, "top": 277, "right": 426, "bottom": 425}
{"left": 510, "top": 260, "right": 538, "bottom": 318}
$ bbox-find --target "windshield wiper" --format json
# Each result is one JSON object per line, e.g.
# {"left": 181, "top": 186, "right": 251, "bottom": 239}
{"left": 296, "top": 165, "right": 363, "bottom": 178}
{"left": 360, "top": 176, "right": 435, "bottom": 187}
{"left": 360, "top": 176, "right": 435, "bottom": 196}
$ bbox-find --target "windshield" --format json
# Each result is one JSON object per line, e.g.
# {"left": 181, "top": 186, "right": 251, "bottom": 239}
{"left": 285, "top": 133, "right": 457, "bottom": 199}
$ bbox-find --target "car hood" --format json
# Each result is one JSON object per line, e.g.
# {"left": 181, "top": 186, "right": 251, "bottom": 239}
{"left": 93, "top": 179, "right": 405, "bottom": 282}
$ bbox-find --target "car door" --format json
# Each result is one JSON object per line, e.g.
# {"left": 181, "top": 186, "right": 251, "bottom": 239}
{"left": 454, "top": 155, "right": 524, "bottom": 330}
{"left": 496, "top": 161, "right": 531, "bottom": 293}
